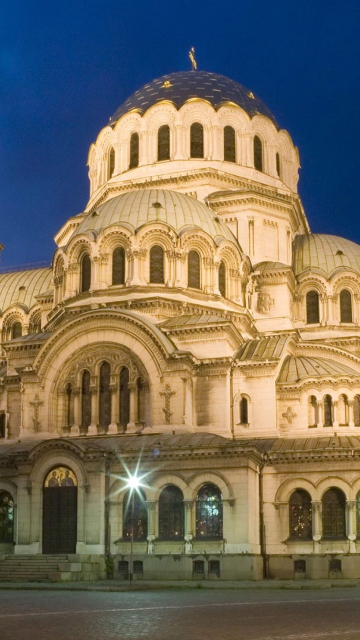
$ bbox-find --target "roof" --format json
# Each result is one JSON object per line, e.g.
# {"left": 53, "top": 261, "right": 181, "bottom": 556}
{"left": 293, "top": 234, "right": 360, "bottom": 278}
{"left": 235, "top": 335, "right": 288, "bottom": 362}
{"left": 254, "top": 261, "right": 291, "bottom": 272}
{"left": 160, "top": 314, "right": 226, "bottom": 329}
{"left": 278, "top": 355, "right": 360, "bottom": 384}
{"left": 0, "top": 267, "right": 52, "bottom": 313}
{"left": 108, "top": 71, "right": 278, "bottom": 127}
{"left": 73, "top": 189, "right": 237, "bottom": 245}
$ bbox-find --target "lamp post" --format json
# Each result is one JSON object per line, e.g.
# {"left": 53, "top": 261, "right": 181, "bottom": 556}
{"left": 125, "top": 473, "right": 142, "bottom": 586}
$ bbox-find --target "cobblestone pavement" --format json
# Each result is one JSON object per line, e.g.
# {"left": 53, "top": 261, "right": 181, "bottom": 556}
{"left": 1, "top": 587, "right": 360, "bottom": 640}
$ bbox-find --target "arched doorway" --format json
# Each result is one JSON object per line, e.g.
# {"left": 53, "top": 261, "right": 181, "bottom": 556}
{"left": 42, "top": 467, "right": 78, "bottom": 554}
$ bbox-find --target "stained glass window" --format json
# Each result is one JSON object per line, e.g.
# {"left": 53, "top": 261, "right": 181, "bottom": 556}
{"left": 150, "top": 245, "right": 164, "bottom": 283}
{"left": 158, "top": 485, "right": 184, "bottom": 539}
{"left": 219, "top": 261, "right": 226, "bottom": 297}
{"left": 81, "top": 370, "right": 91, "bottom": 429}
{"left": 122, "top": 489, "right": 147, "bottom": 540}
{"left": 254, "top": 135, "right": 263, "bottom": 171}
{"left": 190, "top": 122, "right": 204, "bottom": 158}
{"left": 129, "top": 132, "right": 139, "bottom": 169}
{"left": 224, "top": 126, "right": 236, "bottom": 163}
{"left": 112, "top": 247, "right": 125, "bottom": 285}
{"left": 188, "top": 250, "right": 201, "bottom": 289}
{"left": 322, "top": 488, "right": 346, "bottom": 538}
{"left": 81, "top": 254, "right": 91, "bottom": 293}
{"left": 289, "top": 490, "right": 312, "bottom": 539}
{"left": 158, "top": 125, "right": 170, "bottom": 161}
{"left": 306, "top": 290, "right": 319, "bottom": 324}
{"left": 196, "top": 484, "right": 223, "bottom": 539}
{"left": 99, "top": 362, "right": 111, "bottom": 428}
{"left": 0, "top": 492, "right": 14, "bottom": 543}
{"left": 340, "top": 289, "right": 352, "bottom": 323}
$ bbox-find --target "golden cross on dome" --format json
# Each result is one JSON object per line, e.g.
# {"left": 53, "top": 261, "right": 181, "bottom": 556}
{"left": 189, "top": 47, "right": 197, "bottom": 70}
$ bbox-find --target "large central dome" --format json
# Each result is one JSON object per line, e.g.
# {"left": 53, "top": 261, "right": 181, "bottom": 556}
{"left": 109, "top": 71, "right": 278, "bottom": 127}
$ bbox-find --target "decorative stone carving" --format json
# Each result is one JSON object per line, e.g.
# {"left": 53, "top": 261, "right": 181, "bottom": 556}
{"left": 257, "top": 291, "right": 274, "bottom": 313}
{"left": 282, "top": 407, "right": 297, "bottom": 424}
{"left": 159, "top": 383, "right": 176, "bottom": 424}
{"left": 29, "top": 393, "right": 44, "bottom": 432}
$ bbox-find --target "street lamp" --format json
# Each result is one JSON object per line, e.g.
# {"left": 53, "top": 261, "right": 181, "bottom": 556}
{"left": 124, "top": 472, "right": 143, "bottom": 586}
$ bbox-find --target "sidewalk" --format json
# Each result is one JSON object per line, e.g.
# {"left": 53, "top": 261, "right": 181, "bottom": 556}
{"left": 1, "top": 578, "right": 360, "bottom": 591}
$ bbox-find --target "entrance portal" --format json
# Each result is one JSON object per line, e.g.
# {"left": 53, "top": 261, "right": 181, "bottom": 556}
{"left": 42, "top": 467, "right": 77, "bottom": 554}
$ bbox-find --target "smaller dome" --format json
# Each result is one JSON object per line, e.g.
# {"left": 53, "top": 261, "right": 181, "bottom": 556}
{"left": 72, "top": 189, "right": 237, "bottom": 245}
{"left": 293, "top": 234, "right": 360, "bottom": 278}
{"left": 278, "top": 355, "right": 360, "bottom": 384}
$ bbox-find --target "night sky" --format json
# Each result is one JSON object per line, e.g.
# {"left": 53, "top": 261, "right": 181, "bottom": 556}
{"left": 1, "top": 1, "right": 360, "bottom": 269}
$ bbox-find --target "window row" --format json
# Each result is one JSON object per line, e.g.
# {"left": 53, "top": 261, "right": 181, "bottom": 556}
{"left": 289, "top": 487, "right": 360, "bottom": 540}
{"left": 80, "top": 247, "right": 227, "bottom": 296}
{"left": 308, "top": 394, "right": 360, "bottom": 427}
{"left": 306, "top": 289, "right": 353, "bottom": 324}
{"left": 2, "top": 315, "right": 42, "bottom": 341}
{"left": 121, "top": 483, "right": 223, "bottom": 541}
{"left": 107, "top": 126, "right": 279, "bottom": 176}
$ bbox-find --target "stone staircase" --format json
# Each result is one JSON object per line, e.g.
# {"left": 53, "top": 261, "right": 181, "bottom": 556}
{"left": 0, "top": 555, "right": 69, "bottom": 582}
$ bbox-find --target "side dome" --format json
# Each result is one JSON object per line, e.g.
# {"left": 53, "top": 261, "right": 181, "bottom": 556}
{"left": 109, "top": 71, "right": 278, "bottom": 127}
{"left": 70, "top": 189, "right": 238, "bottom": 246}
{"left": 293, "top": 234, "right": 360, "bottom": 278}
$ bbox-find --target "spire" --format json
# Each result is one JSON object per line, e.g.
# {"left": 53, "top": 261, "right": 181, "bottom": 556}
{"left": 189, "top": 47, "right": 197, "bottom": 70}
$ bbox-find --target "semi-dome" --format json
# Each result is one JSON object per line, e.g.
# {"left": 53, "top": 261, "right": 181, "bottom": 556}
{"left": 109, "top": 71, "right": 278, "bottom": 128}
{"left": 293, "top": 234, "right": 360, "bottom": 278}
{"left": 71, "top": 189, "right": 238, "bottom": 245}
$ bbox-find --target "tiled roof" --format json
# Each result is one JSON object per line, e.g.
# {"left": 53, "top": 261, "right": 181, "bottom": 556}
{"left": 235, "top": 335, "right": 288, "bottom": 362}
{"left": 160, "top": 314, "right": 226, "bottom": 329}
{"left": 278, "top": 355, "right": 360, "bottom": 384}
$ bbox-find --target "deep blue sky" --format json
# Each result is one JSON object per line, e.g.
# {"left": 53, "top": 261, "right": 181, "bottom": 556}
{"left": 1, "top": 0, "right": 360, "bottom": 268}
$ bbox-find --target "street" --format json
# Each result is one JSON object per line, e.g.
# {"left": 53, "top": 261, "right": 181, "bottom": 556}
{"left": 1, "top": 587, "right": 360, "bottom": 639}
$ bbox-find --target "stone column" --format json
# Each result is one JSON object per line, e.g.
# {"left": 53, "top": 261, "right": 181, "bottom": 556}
{"left": 108, "top": 381, "right": 119, "bottom": 434}
{"left": 333, "top": 401, "right": 339, "bottom": 428}
{"left": 346, "top": 500, "right": 357, "bottom": 544}
{"left": 71, "top": 387, "right": 80, "bottom": 436}
{"left": 88, "top": 379, "right": 98, "bottom": 435}
{"left": 312, "top": 501, "right": 322, "bottom": 542}
{"left": 126, "top": 382, "right": 137, "bottom": 433}
{"left": 317, "top": 401, "right": 323, "bottom": 428}
{"left": 184, "top": 500, "right": 193, "bottom": 553}
{"left": 349, "top": 400, "right": 355, "bottom": 427}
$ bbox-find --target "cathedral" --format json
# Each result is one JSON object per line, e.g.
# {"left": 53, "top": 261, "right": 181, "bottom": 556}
{"left": 1, "top": 63, "right": 360, "bottom": 582}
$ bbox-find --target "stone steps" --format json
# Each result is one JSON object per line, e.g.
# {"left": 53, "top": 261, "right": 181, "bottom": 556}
{"left": 0, "top": 555, "right": 69, "bottom": 582}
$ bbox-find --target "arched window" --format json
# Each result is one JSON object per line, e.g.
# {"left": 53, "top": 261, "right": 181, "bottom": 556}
{"left": 0, "top": 492, "right": 14, "bottom": 543}
{"left": 322, "top": 488, "right": 346, "bottom": 538}
{"left": 112, "top": 247, "right": 125, "bottom": 285}
{"left": 219, "top": 261, "right": 226, "bottom": 297}
{"left": 129, "top": 132, "right": 139, "bottom": 169}
{"left": 338, "top": 394, "right": 349, "bottom": 425}
{"left": 190, "top": 122, "right": 204, "bottom": 158}
{"left": 99, "top": 362, "right": 111, "bottom": 429}
{"left": 254, "top": 135, "right": 263, "bottom": 172}
{"left": 119, "top": 367, "right": 130, "bottom": 427}
{"left": 149, "top": 245, "right": 164, "bottom": 283}
{"left": 306, "top": 290, "right": 320, "bottom": 324}
{"left": 224, "top": 126, "right": 236, "bottom": 163}
{"left": 12, "top": 322, "right": 22, "bottom": 339}
{"left": 196, "top": 484, "right": 223, "bottom": 539}
{"left": 122, "top": 488, "right": 147, "bottom": 540}
{"left": 324, "top": 395, "right": 333, "bottom": 426}
{"left": 240, "top": 397, "right": 248, "bottom": 424}
{"left": 108, "top": 147, "right": 115, "bottom": 178}
{"left": 340, "top": 289, "right": 352, "bottom": 323}
{"left": 289, "top": 490, "right": 312, "bottom": 540}
{"left": 308, "top": 395, "right": 319, "bottom": 427}
{"left": 354, "top": 395, "right": 360, "bottom": 426}
{"left": 81, "top": 370, "right": 91, "bottom": 430}
{"left": 65, "top": 383, "right": 72, "bottom": 429}
{"left": 159, "top": 485, "right": 184, "bottom": 539}
{"left": 158, "top": 125, "right": 170, "bottom": 161}
{"left": 0, "top": 413, "right": 5, "bottom": 439}
{"left": 188, "top": 250, "right": 201, "bottom": 289}
{"left": 81, "top": 254, "right": 91, "bottom": 293}
{"left": 276, "top": 152, "right": 281, "bottom": 177}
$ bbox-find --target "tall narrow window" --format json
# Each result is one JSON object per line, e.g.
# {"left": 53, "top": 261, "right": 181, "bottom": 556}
{"left": 108, "top": 147, "right": 115, "bottom": 178}
{"left": 354, "top": 395, "right": 360, "bottom": 426}
{"left": 129, "top": 132, "right": 139, "bottom": 169}
{"left": 276, "top": 152, "right": 281, "bottom": 177}
{"left": 66, "top": 383, "right": 72, "bottom": 429}
{"left": 306, "top": 290, "right": 320, "bottom": 324}
{"left": 188, "top": 250, "right": 201, "bottom": 289}
{"left": 158, "top": 125, "right": 170, "bottom": 161}
{"left": 322, "top": 488, "right": 346, "bottom": 538}
{"left": 137, "top": 377, "right": 145, "bottom": 423}
{"left": 254, "top": 135, "right": 263, "bottom": 171}
{"left": 219, "top": 261, "right": 226, "bottom": 297}
{"left": 190, "top": 122, "right": 204, "bottom": 158}
{"left": 81, "top": 254, "right": 91, "bottom": 293}
{"left": 81, "top": 370, "right": 91, "bottom": 430}
{"left": 340, "top": 289, "right": 352, "bottom": 323}
{"left": 289, "top": 490, "right": 312, "bottom": 540}
{"left": 0, "top": 492, "right": 14, "bottom": 543}
{"left": 112, "top": 247, "right": 125, "bottom": 285}
{"left": 224, "top": 126, "right": 236, "bottom": 163}
{"left": 240, "top": 397, "right": 248, "bottom": 424}
{"left": 149, "top": 245, "right": 164, "bottom": 283}
{"left": 12, "top": 322, "right": 22, "bottom": 339}
{"left": 308, "top": 395, "right": 319, "bottom": 426}
{"left": 196, "top": 484, "right": 223, "bottom": 539}
{"left": 119, "top": 367, "right": 130, "bottom": 427}
{"left": 324, "top": 395, "right": 333, "bottom": 426}
{"left": 99, "top": 362, "right": 111, "bottom": 429}
{"left": 159, "top": 485, "right": 184, "bottom": 539}
{"left": 123, "top": 489, "right": 147, "bottom": 540}
{"left": 0, "top": 413, "right": 5, "bottom": 439}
